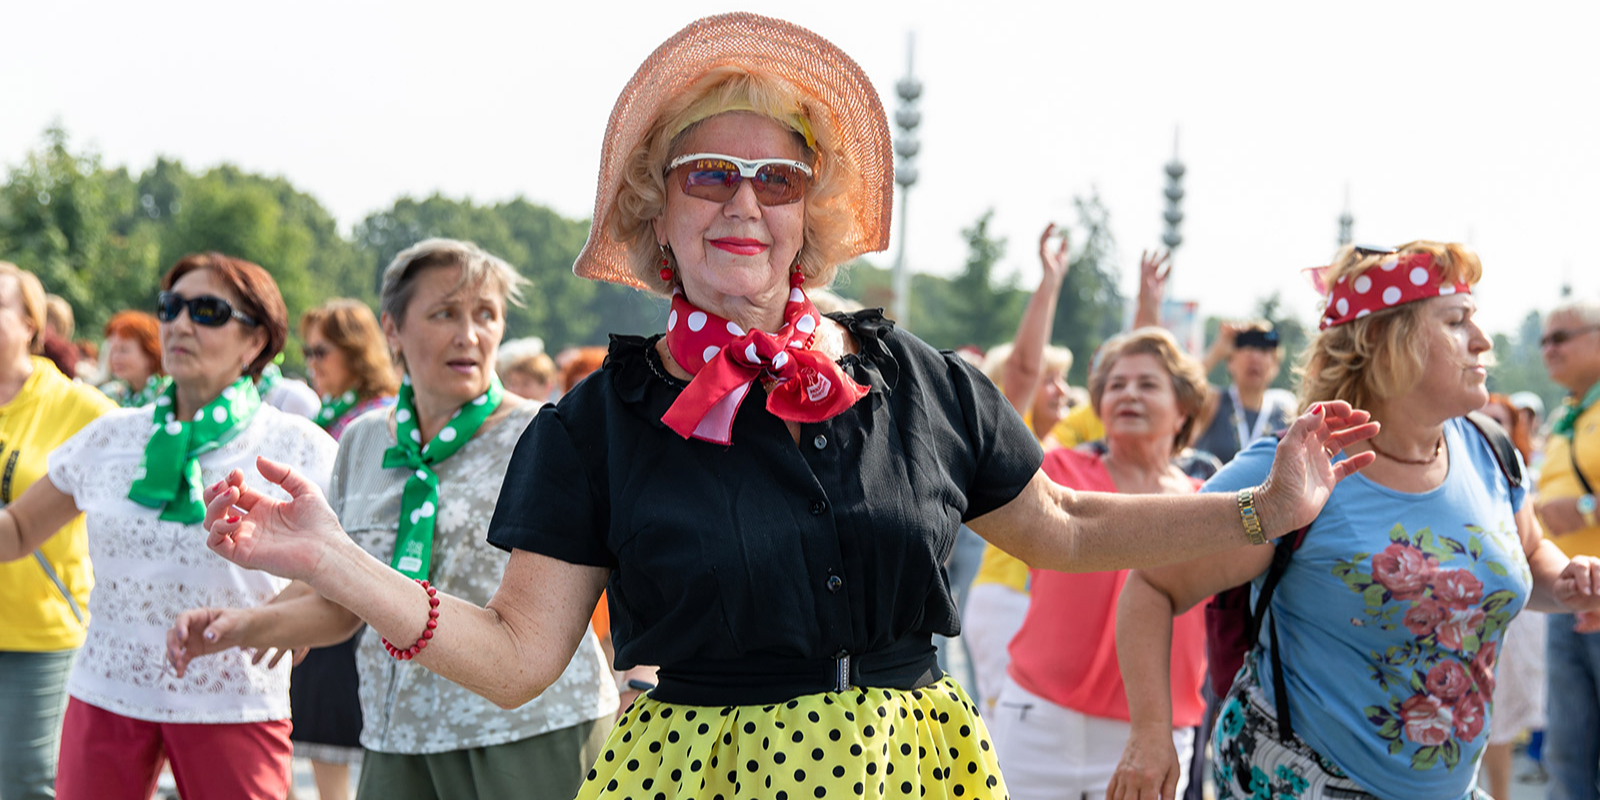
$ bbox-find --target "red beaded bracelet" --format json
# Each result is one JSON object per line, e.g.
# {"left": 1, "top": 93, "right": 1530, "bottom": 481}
{"left": 381, "top": 579, "right": 440, "bottom": 660}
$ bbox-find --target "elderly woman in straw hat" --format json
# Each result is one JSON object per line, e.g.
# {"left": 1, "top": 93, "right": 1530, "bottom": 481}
{"left": 184, "top": 14, "right": 1379, "bottom": 800}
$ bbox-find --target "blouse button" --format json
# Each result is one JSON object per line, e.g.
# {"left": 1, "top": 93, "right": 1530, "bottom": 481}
{"left": 826, "top": 575, "right": 843, "bottom": 592}
{"left": 811, "top": 500, "right": 828, "bottom": 515}
{"left": 812, "top": 434, "right": 828, "bottom": 450}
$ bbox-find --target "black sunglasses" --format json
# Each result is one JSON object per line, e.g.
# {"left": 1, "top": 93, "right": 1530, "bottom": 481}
{"left": 1540, "top": 325, "right": 1600, "bottom": 349}
{"left": 1352, "top": 244, "right": 1399, "bottom": 257}
{"left": 156, "top": 291, "right": 259, "bottom": 328}
{"left": 1235, "top": 329, "right": 1281, "bottom": 350}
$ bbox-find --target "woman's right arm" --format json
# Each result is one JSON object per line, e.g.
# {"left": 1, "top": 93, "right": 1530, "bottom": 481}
{"left": 1107, "top": 546, "right": 1275, "bottom": 800}
{"left": 0, "top": 477, "right": 84, "bottom": 563}
{"left": 199, "top": 458, "right": 607, "bottom": 709}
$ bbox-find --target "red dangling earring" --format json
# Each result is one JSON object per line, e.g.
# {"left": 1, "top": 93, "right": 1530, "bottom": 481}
{"left": 659, "top": 245, "right": 675, "bottom": 283}
{"left": 790, "top": 260, "right": 804, "bottom": 288}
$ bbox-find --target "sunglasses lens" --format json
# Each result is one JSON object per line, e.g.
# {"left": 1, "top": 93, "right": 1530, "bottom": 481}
{"left": 155, "top": 292, "right": 182, "bottom": 322}
{"left": 751, "top": 164, "right": 807, "bottom": 205}
{"left": 680, "top": 159, "right": 741, "bottom": 203}
{"left": 189, "top": 297, "right": 234, "bottom": 326}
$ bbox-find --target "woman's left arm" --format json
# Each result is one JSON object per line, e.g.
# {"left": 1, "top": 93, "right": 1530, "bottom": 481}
{"left": 1520, "top": 503, "right": 1600, "bottom": 614}
{"left": 970, "top": 402, "right": 1378, "bottom": 572}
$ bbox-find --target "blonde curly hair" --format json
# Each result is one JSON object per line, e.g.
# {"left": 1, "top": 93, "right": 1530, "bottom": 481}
{"left": 607, "top": 66, "right": 857, "bottom": 296}
{"left": 1296, "top": 241, "right": 1483, "bottom": 412}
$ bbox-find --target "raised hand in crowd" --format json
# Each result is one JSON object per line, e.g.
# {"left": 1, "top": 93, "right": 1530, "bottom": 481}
{"left": 1132, "top": 248, "right": 1172, "bottom": 329}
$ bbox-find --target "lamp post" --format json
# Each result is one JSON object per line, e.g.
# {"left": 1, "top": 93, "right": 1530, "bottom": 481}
{"left": 891, "top": 32, "right": 921, "bottom": 327}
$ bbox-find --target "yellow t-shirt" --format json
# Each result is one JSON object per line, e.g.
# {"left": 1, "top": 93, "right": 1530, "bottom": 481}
{"left": 0, "top": 358, "right": 116, "bottom": 651}
{"left": 1052, "top": 403, "right": 1104, "bottom": 450}
{"left": 1539, "top": 400, "right": 1600, "bottom": 559}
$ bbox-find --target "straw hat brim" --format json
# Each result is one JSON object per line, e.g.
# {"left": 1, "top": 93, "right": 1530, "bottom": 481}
{"left": 573, "top": 12, "right": 894, "bottom": 291}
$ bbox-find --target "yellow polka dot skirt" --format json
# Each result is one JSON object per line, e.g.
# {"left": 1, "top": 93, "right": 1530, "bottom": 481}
{"left": 582, "top": 677, "right": 1007, "bottom": 800}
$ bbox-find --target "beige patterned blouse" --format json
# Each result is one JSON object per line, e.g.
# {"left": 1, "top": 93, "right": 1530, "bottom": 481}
{"left": 330, "top": 400, "right": 618, "bottom": 754}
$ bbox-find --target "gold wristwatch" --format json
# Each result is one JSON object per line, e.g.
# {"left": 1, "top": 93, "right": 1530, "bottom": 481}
{"left": 1237, "top": 488, "right": 1268, "bottom": 546}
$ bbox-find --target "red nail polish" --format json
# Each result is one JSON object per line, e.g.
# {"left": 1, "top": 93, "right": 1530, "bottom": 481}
{"left": 226, "top": 515, "right": 240, "bottom": 524}
{"left": 1311, "top": 403, "right": 1323, "bottom": 415}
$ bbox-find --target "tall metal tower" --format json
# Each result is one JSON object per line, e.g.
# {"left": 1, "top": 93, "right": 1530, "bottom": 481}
{"left": 1161, "top": 130, "right": 1184, "bottom": 251}
{"left": 1337, "top": 185, "right": 1353, "bottom": 246}
{"left": 891, "top": 33, "right": 922, "bottom": 327}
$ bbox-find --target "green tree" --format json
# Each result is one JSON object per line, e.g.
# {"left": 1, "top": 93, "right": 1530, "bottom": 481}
{"left": 1051, "top": 192, "right": 1125, "bottom": 385}
{"left": 939, "top": 209, "right": 1021, "bottom": 349}
{"left": 0, "top": 126, "right": 164, "bottom": 332}
{"left": 1487, "top": 310, "right": 1565, "bottom": 412}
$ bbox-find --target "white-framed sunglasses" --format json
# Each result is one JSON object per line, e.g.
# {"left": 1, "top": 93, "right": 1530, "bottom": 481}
{"left": 666, "top": 153, "right": 814, "bottom": 206}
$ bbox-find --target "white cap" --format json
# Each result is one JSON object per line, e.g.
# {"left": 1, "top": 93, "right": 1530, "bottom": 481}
{"left": 1508, "top": 391, "right": 1545, "bottom": 417}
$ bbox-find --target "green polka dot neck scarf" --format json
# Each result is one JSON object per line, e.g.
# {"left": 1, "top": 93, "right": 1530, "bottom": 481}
{"left": 255, "top": 362, "right": 283, "bottom": 398}
{"left": 121, "top": 374, "right": 172, "bottom": 408}
{"left": 316, "top": 390, "right": 358, "bottom": 430}
{"left": 1554, "top": 381, "right": 1600, "bottom": 440}
{"left": 128, "top": 376, "right": 262, "bottom": 523}
{"left": 381, "top": 374, "right": 504, "bottom": 580}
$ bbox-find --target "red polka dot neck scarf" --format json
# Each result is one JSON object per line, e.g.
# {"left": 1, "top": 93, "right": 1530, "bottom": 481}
{"left": 661, "top": 280, "right": 869, "bottom": 445}
{"left": 1318, "top": 251, "right": 1471, "bottom": 330}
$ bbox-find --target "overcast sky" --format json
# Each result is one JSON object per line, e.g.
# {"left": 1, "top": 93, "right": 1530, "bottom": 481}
{"left": 5, "top": 0, "right": 1596, "bottom": 337}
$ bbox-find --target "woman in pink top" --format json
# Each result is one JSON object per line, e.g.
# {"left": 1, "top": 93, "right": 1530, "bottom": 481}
{"left": 989, "top": 327, "right": 1211, "bottom": 800}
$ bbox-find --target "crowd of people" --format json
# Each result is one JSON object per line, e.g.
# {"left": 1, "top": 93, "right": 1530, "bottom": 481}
{"left": 1, "top": 12, "right": 1599, "bottom": 800}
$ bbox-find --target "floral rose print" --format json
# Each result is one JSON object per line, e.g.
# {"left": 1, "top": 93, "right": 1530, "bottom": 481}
{"left": 1400, "top": 694, "right": 1453, "bottom": 746}
{"left": 1424, "top": 660, "right": 1471, "bottom": 701}
{"left": 1432, "top": 569, "right": 1484, "bottom": 608}
{"left": 1335, "top": 521, "right": 1524, "bottom": 772}
{"left": 1452, "top": 691, "right": 1486, "bottom": 741}
{"left": 1370, "top": 543, "right": 1439, "bottom": 601}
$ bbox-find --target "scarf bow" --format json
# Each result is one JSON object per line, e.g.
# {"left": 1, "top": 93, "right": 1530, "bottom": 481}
{"left": 661, "top": 284, "right": 868, "bottom": 444}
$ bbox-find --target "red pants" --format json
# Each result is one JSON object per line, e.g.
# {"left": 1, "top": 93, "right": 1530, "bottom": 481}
{"left": 56, "top": 697, "right": 293, "bottom": 800}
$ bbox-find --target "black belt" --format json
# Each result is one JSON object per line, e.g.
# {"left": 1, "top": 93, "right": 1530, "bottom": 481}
{"left": 651, "top": 635, "right": 943, "bottom": 706}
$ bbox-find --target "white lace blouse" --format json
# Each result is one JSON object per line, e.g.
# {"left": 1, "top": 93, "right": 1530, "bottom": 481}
{"left": 47, "top": 404, "right": 337, "bottom": 724}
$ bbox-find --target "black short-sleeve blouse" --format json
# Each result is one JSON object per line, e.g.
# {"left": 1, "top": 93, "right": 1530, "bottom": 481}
{"left": 487, "top": 310, "right": 1043, "bottom": 675}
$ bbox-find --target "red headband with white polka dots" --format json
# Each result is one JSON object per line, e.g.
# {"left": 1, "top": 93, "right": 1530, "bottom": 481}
{"left": 1318, "top": 251, "right": 1471, "bottom": 330}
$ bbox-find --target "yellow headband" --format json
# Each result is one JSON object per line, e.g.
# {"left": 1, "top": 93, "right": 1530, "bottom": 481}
{"left": 669, "top": 98, "right": 817, "bottom": 151}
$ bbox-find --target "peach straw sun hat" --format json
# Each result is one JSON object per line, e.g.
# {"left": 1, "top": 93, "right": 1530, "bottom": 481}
{"left": 572, "top": 12, "right": 894, "bottom": 291}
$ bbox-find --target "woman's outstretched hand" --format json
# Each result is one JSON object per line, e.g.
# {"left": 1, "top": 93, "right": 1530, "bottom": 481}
{"left": 1259, "top": 401, "right": 1380, "bottom": 535}
{"left": 203, "top": 457, "right": 344, "bottom": 583}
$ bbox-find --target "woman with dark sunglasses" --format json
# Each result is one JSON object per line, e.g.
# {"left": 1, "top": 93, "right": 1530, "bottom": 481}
{"left": 174, "top": 15, "right": 1377, "bottom": 800}
{"left": 0, "top": 252, "right": 337, "bottom": 800}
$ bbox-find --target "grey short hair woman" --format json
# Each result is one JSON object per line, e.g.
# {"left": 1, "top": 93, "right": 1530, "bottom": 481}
{"left": 167, "top": 239, "right": 617, "bottom": 800}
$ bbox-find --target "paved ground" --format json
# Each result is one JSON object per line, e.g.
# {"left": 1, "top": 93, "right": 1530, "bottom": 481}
{"left": 275, "top": 753, "right": 1551, "bottom": 800}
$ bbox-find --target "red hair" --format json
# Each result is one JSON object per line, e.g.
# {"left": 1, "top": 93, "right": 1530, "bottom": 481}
{"left": 103, "top": 311, "right": 165, "bottom": 377}
{"left": 1485, "top": 393, "right": 1534, "bottom": 463}
{"left": 560, "top": 347, "right": 609, "bottom": 393}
